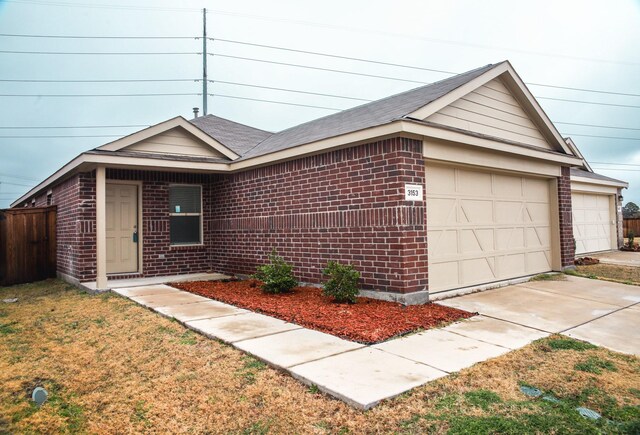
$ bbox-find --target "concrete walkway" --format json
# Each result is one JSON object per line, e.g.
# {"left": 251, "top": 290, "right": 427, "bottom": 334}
{"left": 113, "top": 275, "right": 639, "bottom": 409}
{"left": 590, "top": 250, "right": 640, "bottom": 267}
{"left": 113, "top": 284, "right": 548, "bottom": 409}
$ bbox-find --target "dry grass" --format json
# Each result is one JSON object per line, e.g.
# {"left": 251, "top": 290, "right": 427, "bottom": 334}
{"left": 575, "top": 264, "right": 640, "bottom": 285}
{"left": 1, "top": 280, "right": 639, "bottom": 434}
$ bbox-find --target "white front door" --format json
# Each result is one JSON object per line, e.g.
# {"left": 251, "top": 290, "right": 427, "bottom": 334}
{"left": 106, "top": 184, "right": 138, "bottom": 274}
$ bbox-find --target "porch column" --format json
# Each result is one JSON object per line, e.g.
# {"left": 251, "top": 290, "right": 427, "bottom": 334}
{"left": 95, "top": 166, "right": 108, "bottom": 289}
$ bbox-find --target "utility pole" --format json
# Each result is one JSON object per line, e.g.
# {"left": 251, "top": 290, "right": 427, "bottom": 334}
{"left": 202, "top": 8, "right": 208, "bottom": 115}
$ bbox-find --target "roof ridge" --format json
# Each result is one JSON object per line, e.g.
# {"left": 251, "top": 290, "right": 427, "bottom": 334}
{"left": 192, "top": 113, "right": 274, "bottom": 135}
{"left": 265, "top": 63, "right": 497, "bottom": 139}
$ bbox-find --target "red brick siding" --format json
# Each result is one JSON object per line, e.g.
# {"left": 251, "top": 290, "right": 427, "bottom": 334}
{"left": 31, "top": 172, "right": 96, "bottom": 280}
{"left": 558, "top": 166, "right": 575, "bottom": 267}
{"left": 209, "top": 137, "right": 429, "bottom": 294}
{"left": 106, "top": 170, "right": 213, "bottom": 279}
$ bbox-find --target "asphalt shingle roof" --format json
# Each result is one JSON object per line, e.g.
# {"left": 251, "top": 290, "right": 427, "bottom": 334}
{"left": 570, "top": 167, "right": 627, "bottom": 185}
{"left": 189, "top": 63, "right": 498, "bottom": 160}
{"left": 189, "top": 114, "right": 273, "bottom": 156}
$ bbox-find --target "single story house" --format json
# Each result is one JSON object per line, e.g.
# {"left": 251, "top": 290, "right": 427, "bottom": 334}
{"left": 565, "top": 138, "right": 628, "bottom": 255}
{"left": 11, "top": 60, "right": 627, "bottom": 303}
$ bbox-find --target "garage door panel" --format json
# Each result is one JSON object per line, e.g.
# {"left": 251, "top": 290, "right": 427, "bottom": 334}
{"left": 427, "top": 198, "right": 457, "bottom": 225}
{"left": 428, "top": 166, "right": 456, "bottom": 193}
{"left": 525, "top": 227, "right": 550, "bottom": 248}
{"left": 460, "top": 199, "right": 493, "bottom": 223}
{"left": 461, "top": 258, "right": 496, "bottom": 284}
{"left": 493, "top": 175, "right": 523, "bottom": 197}
{"left": 495, "top": 202, "right": 523, "bottom": 223}
{"left": 458, "top": 170, "right": 492, "bottom": 195}
{"left": 430, "top": 230, "right": 458, "bottom": 257}
{"left": 460, "top": 229, "right": 494, "bottom": 254}
{"left": 429, "top": 262, "right": 460, "bottom": 291}
{"left": 525, "top": 203, "right": 550, "bottom": 223}
{"left": 496, "top": 228, "right": 525, "bottom": 250}
{"left": 525, "top": 178, "right": 551, "bottom": 200}
{"left": 427, "top": 164, "right": 552, "bottom": 293}
{"left": 572, "top": 192, "right": 614, "bottom": 255}
{"left": 527, "top": 251, "right": 552, "bottom": 272}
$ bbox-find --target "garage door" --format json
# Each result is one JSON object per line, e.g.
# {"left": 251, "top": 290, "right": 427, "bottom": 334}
{"left": 426, "top": 165, "right": 553, "bottom": 293}
{"left": 572, "top": 193, "right": 613, "bottom": 255}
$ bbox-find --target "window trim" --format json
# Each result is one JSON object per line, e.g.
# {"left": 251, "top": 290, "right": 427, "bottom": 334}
{"left": 168, "top": 183, "right": 203, "bottom": 247}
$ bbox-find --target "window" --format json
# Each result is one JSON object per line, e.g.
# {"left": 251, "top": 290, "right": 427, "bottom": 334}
{"left": 169, "top": 185, "right": 202, "bottom": 245}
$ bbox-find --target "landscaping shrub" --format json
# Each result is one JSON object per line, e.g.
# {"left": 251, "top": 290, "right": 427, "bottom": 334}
{"left": 253, "top": 249, "right": 298, "bottom": 294}
{"left": 629, "top": 230, "right": 635, "bottom": 247}
{"left": 322, "top": 261, "right": 360, "bottom": 303}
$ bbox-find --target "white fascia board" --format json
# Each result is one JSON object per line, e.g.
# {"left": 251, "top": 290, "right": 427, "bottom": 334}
{"left": 405, "top": 122, "right": 583, "bottom": 166}
{"left": 571, "top": 175, "right": 628, "bottom": 189}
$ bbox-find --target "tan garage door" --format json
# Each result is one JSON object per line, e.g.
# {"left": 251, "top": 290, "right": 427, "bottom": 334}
{"left": 426, "top": 164, "right": 553, "bottom": 293}
{"left": 572, "top": 193, "right": 613, "bottom": 255}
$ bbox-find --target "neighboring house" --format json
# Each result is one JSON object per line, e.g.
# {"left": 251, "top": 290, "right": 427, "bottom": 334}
{"left": 14, "top": 61, "right": 610, "bottom": 303}
{"left": 565, "top": 138, "right": 628, "bottom": 255}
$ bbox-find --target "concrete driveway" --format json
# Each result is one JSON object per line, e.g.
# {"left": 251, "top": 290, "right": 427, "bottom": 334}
{"left": 590, "top": 250, "right": 640, "bottom": 267}
{"left": 439, "top": 275, "right": 640, "bottom": 356}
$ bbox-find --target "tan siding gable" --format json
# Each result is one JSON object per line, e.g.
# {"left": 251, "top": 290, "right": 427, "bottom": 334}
{"left": 425, "top": 78, "right": 552, "bottom": 150}
{"left": 124, "top": 127, "right": 226, "bottom": 158}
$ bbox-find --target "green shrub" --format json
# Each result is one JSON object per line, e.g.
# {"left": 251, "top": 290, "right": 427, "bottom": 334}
{"left": 628, "top": 230, "right": 635, "bottom": 247}
{"left": 322, "top": 261, "right": 360, "bottom": 303}
{"left": 253, "top": 249, "right": 298, "bottom": 294}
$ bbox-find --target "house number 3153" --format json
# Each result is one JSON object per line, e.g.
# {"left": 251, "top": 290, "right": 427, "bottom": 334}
{"left": 404, "top": 184, "right": 424, "bottom": 201}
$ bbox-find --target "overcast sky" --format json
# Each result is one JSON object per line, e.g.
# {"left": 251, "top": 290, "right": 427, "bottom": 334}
{"left": 0, "top": 0, "right": 639, "bottom": 208}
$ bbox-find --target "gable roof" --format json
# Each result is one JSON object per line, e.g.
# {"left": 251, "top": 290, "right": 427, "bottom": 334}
{"left": 189, "top": 114, "right": 273, "bottom": 156}
{"left": 237, "top": 63, "right": 497, "bottom": 160}
{"left": 96, "top": 116, "right": 240, "bottom": 160}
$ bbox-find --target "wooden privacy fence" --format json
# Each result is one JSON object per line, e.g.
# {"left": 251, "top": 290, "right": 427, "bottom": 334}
{"left": 0, "top": 206, "right": 57, "bottom": 286}
{"left": 623, "top": 218, "right": 640, "bottom": 238}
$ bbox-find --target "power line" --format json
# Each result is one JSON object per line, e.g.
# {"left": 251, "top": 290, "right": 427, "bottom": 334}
{"left": 0, "top": 50, "right": 200, "bottom": 55}
{"left": 0, "top": 32, "right": 197, "bottom": 39}
{"left": 4, "top": 0, "right": 201, "bottom": 12}
{"left": 0, "top": 124, "right": 148, "bottom": 129}
{"left": 555, "top": 121, "right": 640, "bottom": 131}
{"left": 0, "top": 180, "right": 35, "bottom": 187}
{"left": 211, "top": 53, "right": 427, "bottom": 84}
{"left": 590, "top": 162, "right": 640, "bottom": 167}
{"left": 212, "top": 53, "right": 640, "bottom": 109}
{"left": 592, "top": 167, "right": 640, "bottom": 172}
{"left": 561, "top": 133, "right": 640, "bottom": 141}
{"left": 0, "top": 135, "right": 123, "bottom": 138}
{"left": 209, "top": 94, "right": 343, "bottom": 111}
{"left": 0, "top": 93, "right": 200, "bottom": 97}
{"left": 0, "top": 173, "right": 40, "bottom": 181}
{"left": 527, "top": 83, "right": 640, "bottom": 98}
{"left": 212, "top": 38, "right": 640, "bottom": 98}
{"left": 0, "top": 78, "right": 198, "bottom": 83}
{"left": 4, "top": 3, "right": 639, "bottom": 66}
{"left": 212, "top": 38, "right": 457, "bottom": 75}
{"left": 212, "top": 80, "right": 372, "bottom": 102}
{"left": 538, "top": 97, "right": 640, "bottom": 109}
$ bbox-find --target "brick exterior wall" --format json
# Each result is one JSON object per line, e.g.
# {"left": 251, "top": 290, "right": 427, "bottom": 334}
{"left": 31, "top": 172, "right": 96, "bottom": 281}
{"left": 209, "top": 137, "right": 429, "bottom": 294}
{"left": 28, "top": 137, "right": 575, "bottom": 293}
{"left": 558, "top": 166, "right": 575, "bottom": 268}
{"left": 106, "top": 169, "right": 213, "bottom": 279}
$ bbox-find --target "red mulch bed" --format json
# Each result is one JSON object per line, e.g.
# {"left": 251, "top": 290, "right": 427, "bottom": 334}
{"left": 171, "top": 280, "right": 475, "bottom": 344}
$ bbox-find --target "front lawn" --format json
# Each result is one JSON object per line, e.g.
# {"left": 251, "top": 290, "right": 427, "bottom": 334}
{"left": 172, "top": 279, "right": 473, "bottom": 343}
{"left": 572, "top": 264, "right": 640, "bottom": 285}
{"left": 1, "top": 280, "right": 639, "bottom": 433}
